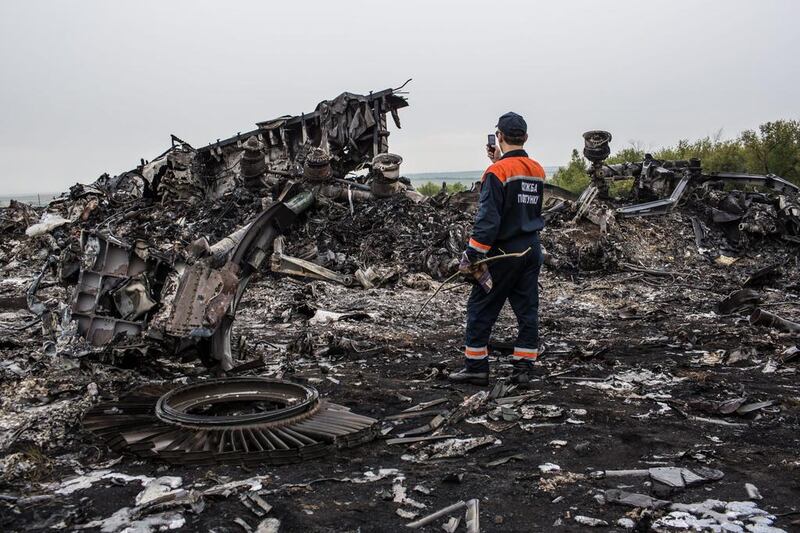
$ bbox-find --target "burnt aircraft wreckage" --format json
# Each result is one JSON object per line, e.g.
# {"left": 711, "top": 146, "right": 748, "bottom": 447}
{"left": 10, "top": 84, "right": 799, "bottom": 467}
{"left": 63, "top": 85, "right": 414, "bottom": 462}
{"left": 65, "top": 119, "right": 800, "bottom": 367}
{"left": 576, "top": 130, "right": 800, "bottom": 227}
{"left": 70, "top": 84, "right": 414, "bottom": 372}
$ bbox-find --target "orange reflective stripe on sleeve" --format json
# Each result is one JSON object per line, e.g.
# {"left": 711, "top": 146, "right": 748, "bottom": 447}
{"left": 468, "top": 238, "right": 491, "bottom": 253}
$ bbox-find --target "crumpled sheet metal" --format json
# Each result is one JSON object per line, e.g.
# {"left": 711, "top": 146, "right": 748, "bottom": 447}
{"left": 50, "top": 87, "right": 407, "bottom": 206}
{"left": 112, "top": 278, "right": 157, "bottom": 321}
{"left": 71, "top": 232, "right": 166, "bottom": 346}
{"left": 701, "top": 188, "right": 800, "bottom": 248}
{"left": 270, "top": 236, "right": 355, "bottom": 287}
{"left": 2, "top": 199, "right": 38, "bottom": 235}
{"left": 140, "top": 141, "right": 201, "bottom": 201}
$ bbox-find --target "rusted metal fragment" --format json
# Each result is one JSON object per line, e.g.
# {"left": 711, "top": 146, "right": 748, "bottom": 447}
{"left": 71, "top": 232, "right": 169, "bottom": 346}
{"left": 164, "top": 261, "right": 239, "bottom": 338}
{"left": 68, "top": 188, "right": 314, "bottom": 373}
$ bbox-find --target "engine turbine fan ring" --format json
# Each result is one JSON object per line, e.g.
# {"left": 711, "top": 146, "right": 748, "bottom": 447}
{"left": 155, "top": 377, "right": 320, "bottom": 428}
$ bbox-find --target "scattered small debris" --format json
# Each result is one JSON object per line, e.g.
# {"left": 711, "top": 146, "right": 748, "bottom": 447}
{"left": 574, "top": 515, "right": 609, "bottom": 527}
{"left": 653, "top": 499, "right": 785, "bottom": 532}
{"left": 604, "top": 488, "right": 670, "bottom": 509}
{"left": 746, "top": 483, "right": 763, "bottom": 500}
{"left": 538, "top": 463, "right": 561, "bottom": 473}
{"left": 419, "top": 436, "right": 500, "bottom": 460}
{"left": 465, "top": 499, "right": 480, "bottom": 533}
{"left": 1, "top": 86, "right": 799, "bottom": 533}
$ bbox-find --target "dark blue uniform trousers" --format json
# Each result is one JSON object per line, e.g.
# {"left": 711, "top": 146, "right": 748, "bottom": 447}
{"left": 463, "top": 235, "right": 541, "bottom": 372}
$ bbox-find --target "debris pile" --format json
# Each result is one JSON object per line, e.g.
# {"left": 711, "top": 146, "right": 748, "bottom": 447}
{"left": 287, "top": 193, "right": 473, "bottom": 280}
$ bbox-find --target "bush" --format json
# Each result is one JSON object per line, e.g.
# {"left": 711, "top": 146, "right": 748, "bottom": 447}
{"left": 416, "top": 181, "right": 468, "bottom": 196}
{"left": 740, "top": 120, "right": 800, "bottom": 183}
{"left": 550, "top": 149, "right": 590, "bottom": 193}
{"left": 607, "top": 146, "right": 645, "bottom": 164}
{"left": 650, "top": 136, "right": 746, "bottom": 173}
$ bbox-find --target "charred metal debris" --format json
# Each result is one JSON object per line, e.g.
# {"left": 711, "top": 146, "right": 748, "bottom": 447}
{"left": 2, "top": 90, "right": 800, "bottom": 531}
{"left": 3, "top": 94, "right": 799, "bottom": 374}
{"left": 3, "top": 91, "right": 799, "bottom": 367}
{"left": 7, "top": 85, "right": 417, "bottom": 371}
{"left": 578, "top": 130, "right": 800, "bottom": 228}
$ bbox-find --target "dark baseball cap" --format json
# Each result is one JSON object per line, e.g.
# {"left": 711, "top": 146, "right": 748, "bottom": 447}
{"left": 496, "top": 112, "right": 527, "bottom": 136}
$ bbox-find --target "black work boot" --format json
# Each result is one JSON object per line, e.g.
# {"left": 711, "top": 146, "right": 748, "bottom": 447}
{"left": 511, "top": 360, "right": 533, "bottom": 385}
{"left": 448, "top": 368, "right": 489, "bottom": 386}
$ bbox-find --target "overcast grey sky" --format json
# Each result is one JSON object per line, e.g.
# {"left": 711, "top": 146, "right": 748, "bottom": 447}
{"left": 1, "top": 0, "right": 798, "bottom": 194}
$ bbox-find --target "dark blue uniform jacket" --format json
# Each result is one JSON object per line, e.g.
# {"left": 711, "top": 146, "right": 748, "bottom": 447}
{"left": 467, "top": 149, "right": 546, "bottom": 258}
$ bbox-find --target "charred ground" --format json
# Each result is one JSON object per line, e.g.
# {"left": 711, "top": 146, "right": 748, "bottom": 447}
{"left": 1, "top": 184, "right": 799, "bottom": 532}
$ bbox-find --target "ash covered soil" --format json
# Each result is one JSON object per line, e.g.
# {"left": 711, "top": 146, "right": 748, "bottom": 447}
{"left": 1, "top": 192, "right": 800, "bottom": 532}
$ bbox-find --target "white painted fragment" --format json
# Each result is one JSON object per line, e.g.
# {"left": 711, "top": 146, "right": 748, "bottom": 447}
{"left": 617, "top": 517, "right": 635, "bottom": 529}
{"left": 574, "top": 515, "right": 608, "bottom": 527}
{"left": 135, "top": 476, "right": 183, "bottom": 506}
{"left": 25, "top": 212, "right": 70, "bottom": 237}
{"left": 538, "top": 463, "right": 561, "bottom": 473}
{"left": 55, "top": 470, "right": 154, "bottom": 495}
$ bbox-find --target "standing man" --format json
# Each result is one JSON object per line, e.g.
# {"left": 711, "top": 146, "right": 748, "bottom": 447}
{"left": 448, "top": 112, "right": 545, "bottom": 386}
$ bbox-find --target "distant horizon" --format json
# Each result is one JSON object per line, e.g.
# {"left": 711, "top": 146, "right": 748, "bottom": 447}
{"left": 407, "top": 166, "right": 560, "bottom": 177}
{"left": 1, "top": 166, "right": 563, "bottom": 200}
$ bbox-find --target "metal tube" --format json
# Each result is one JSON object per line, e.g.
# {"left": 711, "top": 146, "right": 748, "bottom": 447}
{"left": 750, "top": 308, "right": 800, "bottom": 333}
{"left": 333, "top": 178, "right": 371, "bottom": 191}
{"left": 319, "top": 185, "right": 374, "bottom": 202}
{"left": 284, "top": 190, "right": 315, "bottom": 214}
{"left": 209, "top": 222, "right": 254, "bottom": 257}
{"left": 405, "top": 501, "right": 467, "bottom": 529}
